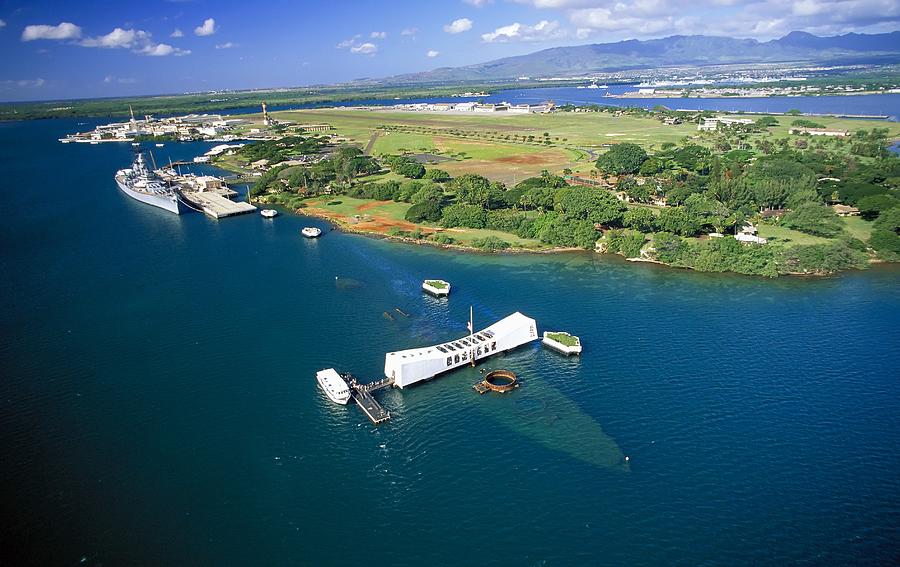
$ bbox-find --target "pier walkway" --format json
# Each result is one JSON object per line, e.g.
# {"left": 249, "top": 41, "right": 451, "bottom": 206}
{"left": 181, "top": 191, "right": 257, "bottom": 219}
{"left": 346, "top": 375, "right": 393, "bottom": 425}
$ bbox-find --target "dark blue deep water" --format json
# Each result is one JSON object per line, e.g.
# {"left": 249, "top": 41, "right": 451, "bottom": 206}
{"left": 1, "top": 118, "right": 899, "bottom": 566}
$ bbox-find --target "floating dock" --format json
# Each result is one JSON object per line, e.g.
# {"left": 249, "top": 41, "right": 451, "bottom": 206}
{"left": 346, "top": 375, "right": 393, "bottom": 425}
{"left": 181, "top": 191, "right": 257, "bottom": 219}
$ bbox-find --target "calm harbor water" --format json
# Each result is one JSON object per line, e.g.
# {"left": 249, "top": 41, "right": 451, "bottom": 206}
{"left": 1, "top": 117, "right": 899, "bottom": 566}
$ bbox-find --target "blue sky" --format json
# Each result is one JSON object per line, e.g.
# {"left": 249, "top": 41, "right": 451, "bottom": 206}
{"left": 1, "top": 0, "right": 898, "bottom": 101}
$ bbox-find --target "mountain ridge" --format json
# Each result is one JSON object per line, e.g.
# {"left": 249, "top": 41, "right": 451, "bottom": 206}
{"left": 389, "top": 31, "right": 900, "bottom": 83}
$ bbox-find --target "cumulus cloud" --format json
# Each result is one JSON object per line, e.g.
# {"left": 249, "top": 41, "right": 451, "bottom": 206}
{"left": 170, "top": 28, "right": 184, "bottom": 38}
{"left": 427, "top": 49, "right": 440, "bottom": 57}
{"left": 80, "top": 27, "right": 149, "bottom": 48}
{"left": 21, "top": 22, "right": 82, "bottom": 41}
{"left": 401, "top": 27, "right": 418, "bottom": 36}
{"left": 194, "top": 18, "right": 216, "bottom": 36}
{"left": 76, "top": 27, "right": 190, "bottom": 56}
{"left": 350, "top": 42, "right": 378, "bottom": 54}
{"left": 481, "top": 19, "right": 565, "bottom": 42}
{"left": 444, "top": 18, "right": 473, "bottom": 33}
{"left": 370, "top": 31, "right": 387, "bottom": 39}
{"left": 517, "top": 0, "right": 900, "bottom": 40}
{"left": 139, "top": 43, "right": 189, "bottom": 56}
{"left": 215, "top": 41, "right": 236, "bottom": 49}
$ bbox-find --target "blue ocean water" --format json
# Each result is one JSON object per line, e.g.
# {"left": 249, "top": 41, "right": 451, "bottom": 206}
{"left": 1, "top": 117, "right": 899, "bottom": 566}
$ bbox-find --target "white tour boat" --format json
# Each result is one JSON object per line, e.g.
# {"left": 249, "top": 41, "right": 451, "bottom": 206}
{"left": 301, "top": 227, "right": 322, "bottom": 238}
{"left": 260, "top": 209, "right": 278, "bottom": 218}
{"left": 316, "top": 368, "right": 351, "bottom": 404}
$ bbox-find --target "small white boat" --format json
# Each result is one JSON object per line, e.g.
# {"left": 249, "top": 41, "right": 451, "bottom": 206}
{"left": 301, "top": 227, "right": 322, "bottom": 238}
{"left": 316, "top": 368, "right": 351, "bottom": 404}
{"left": 155, "top": 143, "right": 165, "bottom": 148}
{"left": 90, "top": 141, "right": 99, "bottom": 145}
{"left": 260, "top": 209, "right": 278, "bottom": 218}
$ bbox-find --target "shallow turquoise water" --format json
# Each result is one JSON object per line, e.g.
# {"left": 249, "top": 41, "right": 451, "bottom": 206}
{"left": 1, "top": 118, "right": 899, "bottom": 566}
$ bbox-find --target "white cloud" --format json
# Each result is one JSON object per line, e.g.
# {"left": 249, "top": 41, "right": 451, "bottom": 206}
{"left": 194, "top": 18, "right": 216, "bottom": 36}
{"left": 80, "top": 28, "right": 149, "bottom": 48}
{"left": 427, "top": 49, "right": 440, "bottom": 57}
{"left": 75, "top": 27, "right": 190, "bottom": 56}
{"left": 463, "top": 0, "right": 493, "bottom": 6}
{"left": 481, "top": 20, "right": 565, "bottom": 42}
{"left": 350, "top": 42, "right": 378, "bottom": 54}
{"left": 21, "top": 22, "right": 82, "bottom": 41}
{"left": 336, "top": 35, "right": 361, "bottom": 48}
{"left": 104, "top": 76, "right": 138, "bottom": 84}
{"left": 138, "top": 42, "right": 190, "bottom": 56}
{"left": 517, "top": 0, "right": 900, "bottom": 41}
{"left": 444, "top": 18, "right": 473, "bottom": 34}
{"left": 1, "top": 78, "right": 46, "bottom": 88}
{"left": 0, "top": 19, "right": 6, "bottom": 29}
{"left": 371, "top": 31, "right": 387, "bottom": 39}
{"left": 215, "top": 41, "right": 236, "bottom": 49}
{"left": 401, "top": 27, "right": 418, "bottom": 36}
{"left": 170, "top": 28, "right": 184, "bottom": 38}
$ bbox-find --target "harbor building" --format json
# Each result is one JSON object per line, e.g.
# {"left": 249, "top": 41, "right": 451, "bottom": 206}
{"left": 384, "top": 312, "right": 538, "bottom": 388}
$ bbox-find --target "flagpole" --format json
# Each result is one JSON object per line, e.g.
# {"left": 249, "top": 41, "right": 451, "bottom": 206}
{"left": 470, "top": 305, "right": 475, "bottom": 367}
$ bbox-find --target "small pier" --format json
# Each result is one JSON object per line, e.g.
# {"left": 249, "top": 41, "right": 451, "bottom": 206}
{"left": 181, "top": 191, "right": 257, "bottom": 219}
{"left": 346, "top": 375, "right": 393, "bottom": 425}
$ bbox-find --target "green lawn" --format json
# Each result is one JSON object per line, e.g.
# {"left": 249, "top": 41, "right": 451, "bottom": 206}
{"left": 545, "top": 332, "right": 580, "bottom": 346}
{"left": 842, "top": 216, "right": 875, "bottom": 242}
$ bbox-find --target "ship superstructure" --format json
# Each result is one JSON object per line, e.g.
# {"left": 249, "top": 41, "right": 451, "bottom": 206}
{"left": 114, "top": 151, "right": 184, "bottom": 214}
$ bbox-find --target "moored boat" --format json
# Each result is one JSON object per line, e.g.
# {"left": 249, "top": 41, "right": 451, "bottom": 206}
{"left": 301, "top": 227, "right": 322, "bottom": 238}
{"left": 260, "top": 209, "right": 278, "bottom": 218}
{"left": 114, "top": 151, "right": 185, "bottom": 215}
{"left": 316, "top": 368, "right": 351, "bottom": 404}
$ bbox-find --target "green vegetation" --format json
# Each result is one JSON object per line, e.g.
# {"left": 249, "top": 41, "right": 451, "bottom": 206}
{"left": 546, "top": 332, "right": 580, "bottom": 347}
{"left": 424, "top": 280, "right": 448, "bottom": 289}
{"left": 214, "top": 104, "right": 899, "bottom": 275}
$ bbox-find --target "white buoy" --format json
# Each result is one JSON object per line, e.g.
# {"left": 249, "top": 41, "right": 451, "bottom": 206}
{"left": 625, "top": 456, "right": 630, "bottom": 462}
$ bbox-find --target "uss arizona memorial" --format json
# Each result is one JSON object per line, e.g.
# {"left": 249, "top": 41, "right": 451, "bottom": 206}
{"left": 385, "top": 312, "right": 538, "bottom": 388}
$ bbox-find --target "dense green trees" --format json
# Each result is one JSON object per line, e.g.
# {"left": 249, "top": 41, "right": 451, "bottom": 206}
{"left": 782, "top": 203, "right": 844, "bottom": 237}
{"left": 451, "top": 174, "right": 507, "bottom": 209}
{"left": 857, "top": 194, "right": 899, "bottom": 220}
{"left": 423, "top": 168, "right": 451, "bottom": 182}
{"left": 869, "top": 207, "right": 900, "bottom": 260}
{"left": 596, "top": 143, "right": 648, "bottom": 174}
{"left": 623, "top": 208, "right": 656, "bottom": 232}
{"left": 556, "top": 186, "right": 626, "bottom": 225}
{"left": 441, "top": 203, "right": 488, "bottom": 229}
{"left": 405, "top": 199, "right": 444, "bottom": 223}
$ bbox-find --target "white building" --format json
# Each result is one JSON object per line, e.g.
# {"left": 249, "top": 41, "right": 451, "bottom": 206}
{"left": 384, "top": 312, "right": 538, "bottom": 388}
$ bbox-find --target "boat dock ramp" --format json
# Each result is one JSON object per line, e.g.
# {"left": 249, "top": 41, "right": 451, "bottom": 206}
{"left": 347, "top": 375, "right": 393, "bottom": 425}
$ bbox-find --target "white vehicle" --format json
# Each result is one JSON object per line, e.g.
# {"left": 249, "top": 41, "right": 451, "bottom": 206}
{"left": 316, "top": 368, "right": 351, "bottom": 404}
{"left": 260, "top": 209, "right": 278, "bottom": 218}
{"left": 301, "top": 227, "right": 322, "bottom": 238}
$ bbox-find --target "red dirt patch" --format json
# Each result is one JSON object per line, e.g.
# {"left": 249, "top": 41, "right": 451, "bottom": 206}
{"left": 356, "top": 200, "right": 392, "bottom": 212}
{"left": 494, "top": 154, "right": 549, "bottom": 165}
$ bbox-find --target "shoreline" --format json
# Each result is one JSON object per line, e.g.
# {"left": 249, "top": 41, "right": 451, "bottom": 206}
{"left": 288, "top": 204, "right": 582, "bottom": 255}
{"left": 272, "top": 202, "right": 874, "bottom": 277}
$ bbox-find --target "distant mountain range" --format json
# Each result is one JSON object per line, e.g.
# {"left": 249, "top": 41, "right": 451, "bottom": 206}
{"left": 391, "top": 31, "right": 900, "bottom": 83}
